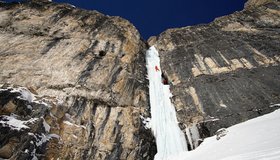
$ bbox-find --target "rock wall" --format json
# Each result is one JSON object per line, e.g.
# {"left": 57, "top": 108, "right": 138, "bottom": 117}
{"left": 245, "top": 0, "right": 276, "bottom": 8}
{"left": 1, "top": 0, "right": 280, "bottom": 158}
{"left": 151, "top": 0, "right": 280, "bottom": 147}
{"left": 0, "top": 1, "right": 155, "bottom": 159}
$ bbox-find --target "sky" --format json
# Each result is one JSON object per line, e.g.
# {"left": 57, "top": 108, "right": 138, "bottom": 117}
{"left": 4, "top": 0, "right": 247, "bottom": 39}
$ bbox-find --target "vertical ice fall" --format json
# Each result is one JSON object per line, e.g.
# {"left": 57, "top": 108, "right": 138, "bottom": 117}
{"left": 146, "top": 46, "right": 188, "bottom": 160}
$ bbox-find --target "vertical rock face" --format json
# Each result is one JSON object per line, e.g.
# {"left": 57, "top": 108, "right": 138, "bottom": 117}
{"left": 152, "top": 0, "right": 280, "bottom": 146}
{"left": 0, "top": 1, "right": 156, "bottom": 160}
{"left": 1, "top": 0, "right": 280, "bottom": 158}
{"left": 245, "top": 0, "right": 276, "bottom": 8}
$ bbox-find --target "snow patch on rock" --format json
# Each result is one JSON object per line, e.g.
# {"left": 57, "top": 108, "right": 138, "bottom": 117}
{"left": 0, "top": 116, "right": 39, "bottom": 131}
{"left": 43, "top": 119, "right": 50, "bottom": 132}
{"left": 0, "top": 116, "right": 29, "bottom": 131}
{"left": 10, "top": 87, "right": 35, "bottom": 102}
{"left": 270, "top": 103, "right": 280, "bottom": 108}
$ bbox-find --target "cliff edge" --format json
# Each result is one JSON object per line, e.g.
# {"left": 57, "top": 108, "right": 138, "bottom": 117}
{"left": 0, "top": 1, "right": 155, "bottom": 159}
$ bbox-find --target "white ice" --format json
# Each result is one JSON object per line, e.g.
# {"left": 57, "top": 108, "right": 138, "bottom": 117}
{"left": 146, "top": 46, "right": 188, "bottom": 160}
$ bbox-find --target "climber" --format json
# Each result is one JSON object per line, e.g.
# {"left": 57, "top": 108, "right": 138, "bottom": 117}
{"left": 163, "top": 79, "right": 168, "bottom": 85}
{"left": 161, "top": 73, "right": 169, "bottom": 85}
{"left": 155, "top": 66, "right": 160, "bottom": 72}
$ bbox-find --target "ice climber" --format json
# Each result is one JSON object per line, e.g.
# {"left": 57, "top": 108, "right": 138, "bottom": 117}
{"left": 155, "top": 66, "right": 160, "bottom": 72}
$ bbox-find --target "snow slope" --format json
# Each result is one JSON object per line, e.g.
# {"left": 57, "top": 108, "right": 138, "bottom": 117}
{"left": 169, "top": 109, "right": 280, "bottom": 160}
{"left": 146, "top": 46, "right": 188, "bottom": 160}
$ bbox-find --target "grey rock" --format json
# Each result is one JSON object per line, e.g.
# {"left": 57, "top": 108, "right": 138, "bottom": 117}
{"left": 153, "top": 0, "right": 280, "bottom": 145}
{"left": 0, "top": 1, "right": 155, "bottom": 159}
{"left": 215, "top": 128, "right": 228, "bottom": 140}
{"left": 1, "top": 0, "right": 280, "bottom": 158}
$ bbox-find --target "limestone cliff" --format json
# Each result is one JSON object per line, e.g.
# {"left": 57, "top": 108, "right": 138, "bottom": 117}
{"left": 1, "top": 0, "right": 280, "bottom": 159}
{"left": 245, "top": 0, "right": 277, "bottom": 8}
{"left": 151, "top": 0, "right": 280, "bottom": 148}
{"left": 0, "top": 1, "right": 155, "bottom": 159}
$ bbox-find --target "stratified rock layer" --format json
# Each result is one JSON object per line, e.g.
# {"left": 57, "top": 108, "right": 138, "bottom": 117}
{"left": 0, "top": 1, "right": 155, "bottom": 160}
{"left": 153, "top": 0, "right": 280, "bottom": 146}
{"left": 1, "top": 0, "right": 280, "bottom": 158}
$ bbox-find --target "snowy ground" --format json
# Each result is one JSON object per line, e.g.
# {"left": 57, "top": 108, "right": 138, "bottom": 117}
{"left": 168, "top": 109, "right": 280, "bottom": 160}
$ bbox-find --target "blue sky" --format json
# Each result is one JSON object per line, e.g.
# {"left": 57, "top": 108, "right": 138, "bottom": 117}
{"left": 5, "top": 0, "right": 246, "bottom": 39}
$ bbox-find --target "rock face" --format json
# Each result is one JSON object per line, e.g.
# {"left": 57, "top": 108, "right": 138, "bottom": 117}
{"left": 0, "top": 1, "right": 155, "bottom": 160}
{"left": 1, "top": 0, "right": 280, "bottom": 159}
{"left": 152, "top": 0, "right": 280, "bottom": 148}
{"left": 245, "top": 0, "right": 275, "bottom": 8}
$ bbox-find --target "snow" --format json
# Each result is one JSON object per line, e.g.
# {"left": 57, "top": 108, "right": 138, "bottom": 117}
{"left": 69, "top": 4, "right": 76, "bottom": 8}
{"left": 43, "top": 119, "right": 50, "bottom": 132}
{"left": 33, "top": 99, "right": 49, "bottom": 107}
{"left": 186, "top": 125, "right": 201, "bottom": 149}
{"left": 185, "top": 128, "right": 193, "bottom": 149}
{"left": 0, "top": 115, "right": 41, "bottom": 131}
{"left": 63, "top": 120, "right": 77, "bottom": 126}
{"left": 140, "top": 115, "right": 151, "bottom": 129}
{"left": 63, "top": 120, "right": 86, "bottom": 129}
{"left": 0, "top": 86, "right": 50, "bottom": 107}
{"left": 28, "top": 133, "right": 60, "bottom": 147}
{"left": 49, "top": 134, "right": 60, "bottom": 139}
{"left": 220, "top": 103, "right": 228, "bottom": 108}
{"left": 0, "top": 116, "right": 29, "bottom": 131}
{"left": 35, "top": 134, "right": 49, "bottom": 146}
{"left": 168, "top": 109, "right": 280, "bottom": 160}
{"left": 146, "top": 46, "right": 188, "bottom": 160}
{"left": 27, "top": 118, "right": 39, "bottom": 124}
{"left": 270, "top": 104, "right": 280, "bottom": 108}
{"left": 10, "top": 87, "right": 35, "bottom": 103}
{"left": 31, "top": 148, "right": 38, "bottom": 160}
{"left": 27, "top": 105, "right": 33, "bottom": 110}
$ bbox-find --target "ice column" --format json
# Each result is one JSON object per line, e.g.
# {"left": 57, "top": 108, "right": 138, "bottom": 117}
{"left": 146, "top": 46, "right": 188, "bottom": 160}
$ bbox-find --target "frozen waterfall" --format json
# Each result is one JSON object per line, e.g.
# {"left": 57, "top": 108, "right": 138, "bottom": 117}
{"left": 146, "top": 46, "right": 188, "bottom": 160}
